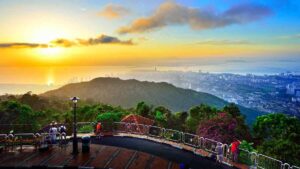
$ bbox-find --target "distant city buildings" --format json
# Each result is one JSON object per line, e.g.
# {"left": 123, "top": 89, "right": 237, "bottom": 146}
{"left": 121, "top": 71, "right": 300, "bottom": 117}
{"left": 286, "top": 83, "right": 300, "bottom": 96}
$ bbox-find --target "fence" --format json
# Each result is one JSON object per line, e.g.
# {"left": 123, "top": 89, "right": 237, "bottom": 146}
{"left": 257, "top": 154, "right": 283, "bottom": 169}
{"left": 1, "top": 122, "right": 299, "bottom": 169}
{"left": 238, "top": 148, "right": 257, "bottom": 167}
{"left": 112, "top": 122, "right": 300, "bottom": 169}
{"left": 182, "top": 133, "right": 199, "bottom": 147}
{"left": 163, "top": 129, "right": 182, "bottom": 142}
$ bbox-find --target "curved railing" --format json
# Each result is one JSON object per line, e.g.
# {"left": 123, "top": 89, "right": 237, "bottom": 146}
{"left": 111, "top": 122, "right": 299, "bottom": 169}
{"left": 0, "top": 122, "right": 299, "bottom": 169}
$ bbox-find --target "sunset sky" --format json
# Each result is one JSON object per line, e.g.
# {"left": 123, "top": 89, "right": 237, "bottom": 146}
{"left": 0, "top": 0, "right": 300, "bottom": 85}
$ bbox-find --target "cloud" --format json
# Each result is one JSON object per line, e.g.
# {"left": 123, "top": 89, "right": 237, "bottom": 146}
{"left": 98, "top": 4, "right": 129, "bottom": 19}
{"left": 50, "top": 39, "right": 76, "bottom": 47}
{"left": 278, "top": 34, "right": 300, "bottom": 39}
{"left": 196, "top": 39, "right": 252, "bottom": 45}
{"left": 118, "top": 1, "right": 272, "bottom": 34}
{"left": 0, "top": 34, "right": 134, "bottom": 49}
{"left": 76, "top": 34, "right": 133, "bottom": 46}
{"left": 0, "top": 43, "right": 48, "bottom": 48}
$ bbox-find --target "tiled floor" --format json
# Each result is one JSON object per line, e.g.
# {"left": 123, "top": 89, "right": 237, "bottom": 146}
{"left": 0, "top": 144, "right": 180, "bottom": 169}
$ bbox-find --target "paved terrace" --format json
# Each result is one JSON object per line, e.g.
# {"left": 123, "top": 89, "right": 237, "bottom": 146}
{"left": 0, "top": 142, "right": 182, "bottom": 169}
{"left": 0, "top": 136, "right": 234, "bottom": 169}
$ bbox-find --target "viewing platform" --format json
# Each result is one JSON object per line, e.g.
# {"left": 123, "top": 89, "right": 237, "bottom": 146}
{"left": 0, "top": 122, "right": 299, "bottom": 169}
{"left": 0, "top": 142, "right": 181, "bottom": 169}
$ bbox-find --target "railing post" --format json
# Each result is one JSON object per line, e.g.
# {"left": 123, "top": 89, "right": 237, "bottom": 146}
{"left": 252, "top": 152, "right": 258, "bottom": 168}
{"left": 282, "top": 163, "right": 290, "bottom": 169}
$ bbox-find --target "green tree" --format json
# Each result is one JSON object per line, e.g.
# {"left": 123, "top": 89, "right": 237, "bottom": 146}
{"left": 154, "top": 111, "right": 166, "bottom": 125}
{"left": 223, "top": 103, "right": 241, "bottom": 118}
{"left": 136, "top": 101, "right": 151, "bottom": 117}
{"left": 238, "top": 140, "right": 257, "bottom": 165}
{"left": 186, "top": 104, "right": 217, "bottom": 132}
{"left": 0, "top": 100, "right": 39, "bottom": 132}
{"left": 253, "top": 113, "right": 300, "bottom": 165}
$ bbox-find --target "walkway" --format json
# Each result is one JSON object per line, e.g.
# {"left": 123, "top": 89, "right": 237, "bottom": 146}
{"left": 92, "top": 136, "right": 237, "bottom": 169}
{"left": 0, "top": 143, "right": 181, "bottom": 169}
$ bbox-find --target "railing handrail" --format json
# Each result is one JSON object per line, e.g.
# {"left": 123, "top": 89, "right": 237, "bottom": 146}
{"left": 112, "top": 122, "right": 299, "bottom": 169}
{"left": 1, "top": 121, "right": 299, "bottom": 169}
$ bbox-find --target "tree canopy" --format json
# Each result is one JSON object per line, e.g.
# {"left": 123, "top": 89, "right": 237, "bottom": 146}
{"left": 253, "top": 113, "right": 300, "bottom": 165}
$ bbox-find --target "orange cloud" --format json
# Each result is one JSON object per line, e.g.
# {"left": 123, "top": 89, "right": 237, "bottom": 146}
{"left": 50, "top": 39, "right": 75, "bottom": 47}
{"left": 98, "top": 4, "right": 129, "bottom": 19}
{"left": 118, "top": 2, "right": 271, "bottom": 34}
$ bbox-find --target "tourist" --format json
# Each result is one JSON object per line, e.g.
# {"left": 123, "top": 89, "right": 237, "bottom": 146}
{"left": 231, "top": 140, "right": 241, "bottom": 162}
{"left": 49, "top": 122, "right": 58, "bottom": 144}
{"left": 58, "top": 124, "right": 67, "bottom": 140}
{"left": 216, "top": 142, "right": 223, "bottom": 163}
{"left": 96, "top": 122, "right": 102, "bottom": 138}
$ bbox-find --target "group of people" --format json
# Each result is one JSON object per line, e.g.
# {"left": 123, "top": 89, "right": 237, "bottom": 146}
{"left": 48, "top": 122, "right": 67, "bottom": 144}
{"left": 179, "top": 139, "right": 240, "bottom": 169}
{"left": 48, "top": 121, "right": 102, "bottom": 144}
{"left": 213, "top": 139, "right": 241, "bottom": 164}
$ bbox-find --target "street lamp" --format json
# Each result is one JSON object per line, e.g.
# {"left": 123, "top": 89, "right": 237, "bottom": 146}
{"left": 71, "top": 96, "right": 80, "bottom": 154}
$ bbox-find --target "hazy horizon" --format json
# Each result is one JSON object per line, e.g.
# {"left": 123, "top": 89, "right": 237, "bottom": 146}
{"left": 1, "top": 0, "right": 300, "bottom": 94}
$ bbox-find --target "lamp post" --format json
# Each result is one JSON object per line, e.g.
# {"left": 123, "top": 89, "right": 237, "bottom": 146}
{"left": 71, "top": 96, "right": 80, "bottom": 154}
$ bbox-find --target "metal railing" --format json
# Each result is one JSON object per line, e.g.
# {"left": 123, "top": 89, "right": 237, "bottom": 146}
{"left": 163, "top": 129, "right": 182, "bottom": 142}
{"left": 0, "top": 122, "right": 299, "bottom": 169}
{"left": 112, "top": 122, "right": 300, "bottom": 169}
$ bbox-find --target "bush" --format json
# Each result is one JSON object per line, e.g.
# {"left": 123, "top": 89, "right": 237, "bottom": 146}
{"left": 238, "top": 140, "right": 256, "bottom": 165}
{"left": 78, "top": 125, "right": 94, "bottom": 133}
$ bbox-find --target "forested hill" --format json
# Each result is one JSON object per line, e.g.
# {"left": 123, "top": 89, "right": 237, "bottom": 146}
{"left": 41, "top": 77, "right": 263, "bottom": 123}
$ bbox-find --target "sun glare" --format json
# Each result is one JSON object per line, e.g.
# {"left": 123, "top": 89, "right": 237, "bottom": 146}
{"left": 30, "top": 26, "right": 67, "bottom": 43}
{"left": 47, "top": 79, "right": 54, "bottom": 86}
{"left": 34, "top": 46, "right": 64, "bottom": 59}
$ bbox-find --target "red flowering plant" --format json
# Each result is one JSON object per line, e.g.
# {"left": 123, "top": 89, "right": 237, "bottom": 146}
{"left": 196, "top": 112, "right": 251, "bottom": 144}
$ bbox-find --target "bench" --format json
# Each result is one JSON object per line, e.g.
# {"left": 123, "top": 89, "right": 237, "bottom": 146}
{"left": 14, "top": 133, "right": 38, "bottom": 150}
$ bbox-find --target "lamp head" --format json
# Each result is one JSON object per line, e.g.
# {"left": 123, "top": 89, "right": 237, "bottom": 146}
{"left": 70, "top": 96, "right": 80, "bottom": 103}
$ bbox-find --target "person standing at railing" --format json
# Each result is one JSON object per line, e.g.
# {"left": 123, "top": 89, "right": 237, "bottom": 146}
{"left": 216, "top": 142, "right": 223, "bottom": 163}
{"left": 230, "top": 140, "right": 241, "bottom": 162}
{"left": 58, "top": 125, "right": 67, "bottom": 142}
{"left": 95, "top": 122, "right": 102, "bottom": 139}
{"left": 49, "top": 122, "right": 58, "bottom": 144}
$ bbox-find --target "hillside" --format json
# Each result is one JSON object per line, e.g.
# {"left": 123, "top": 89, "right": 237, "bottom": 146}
{"left": 41, "top": 77, "right": 263, "bottom": 123}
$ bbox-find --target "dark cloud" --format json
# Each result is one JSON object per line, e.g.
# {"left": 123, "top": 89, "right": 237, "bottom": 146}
{"left": 0, "top": 43, "right": 47, "bottom": 48}
{"left": 50, "top": 39, "right": 75, "bottom": 47}
{"left": 118, "top": 2, "right": 272, "bottom": 34}
{"left": 98, "top": 4, "right": 130, "bottom": 19}
{"left": 0, "top": 34, "right": 133, "bottom": 49}
{"left": 77, "top": 34, "right": 133, "bottom": 45}
{"left": 196, "top": 39, "right": 252, "bottom": 45}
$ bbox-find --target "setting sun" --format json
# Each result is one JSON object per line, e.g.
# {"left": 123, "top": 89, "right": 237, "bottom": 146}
{"left": 30, "top": 26, "right": 68, "bottom": 44}
{"left": 33, "top": 46, "right": 64, "bottom": 59}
